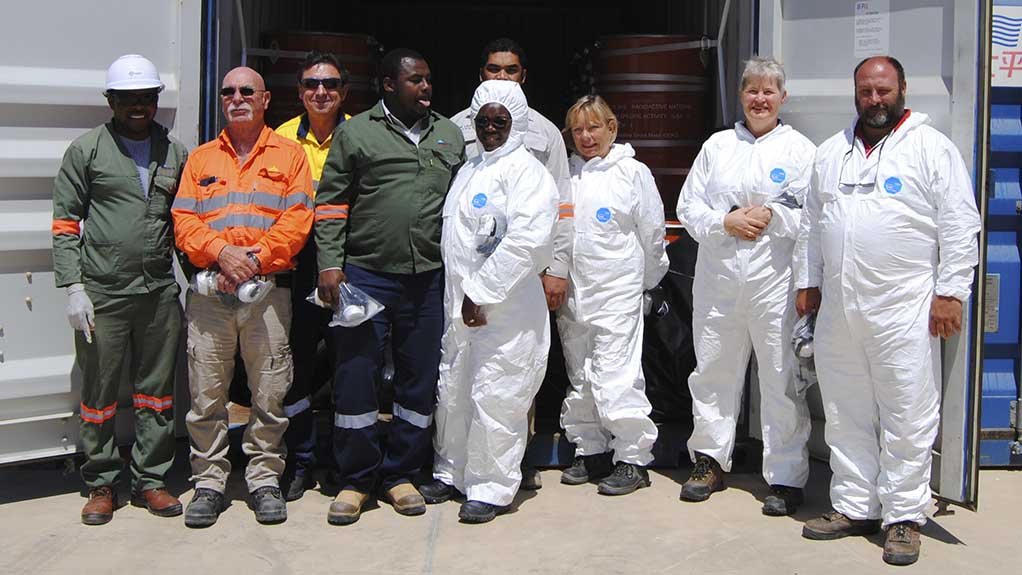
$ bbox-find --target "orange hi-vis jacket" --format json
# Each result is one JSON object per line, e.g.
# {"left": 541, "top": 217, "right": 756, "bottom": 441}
{"left": 172, "top": 126, "right": 314, "bottom": 275}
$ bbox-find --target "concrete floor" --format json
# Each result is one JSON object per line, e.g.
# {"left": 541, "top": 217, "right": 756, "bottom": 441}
{"left": 1, "top": 449, "right": 1019, "bottom": 575}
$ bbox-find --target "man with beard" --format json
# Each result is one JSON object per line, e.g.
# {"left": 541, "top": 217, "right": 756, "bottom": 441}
{"left": 316, "top": 48, "right": 465, "bottom": 525}
{"left": 794, "top": 56, "right": 980, "bottom": 566}
{"left": 173, "top": 66, "right": 314, "bottom": 527}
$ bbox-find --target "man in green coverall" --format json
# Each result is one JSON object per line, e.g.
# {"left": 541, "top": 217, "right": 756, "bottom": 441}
{"left": 52, "top": 54, "right": 188, "bottom": 525}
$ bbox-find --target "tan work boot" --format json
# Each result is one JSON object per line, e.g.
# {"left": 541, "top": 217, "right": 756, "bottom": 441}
{"left": 802, "top": 510, "right": 881, "bottom": 540}
{"left": 384, "top": 483, "right": 426, "bottom": 516}
{"left": 679, "top": 454, "right": 725, "bottom": 502}
{"left": 327, "top": 489, "right": 369, "bottom": 526}
{"left": 81, "top": 486, "right": 116, "bottom": 525}
{"left": 883, "top": 521, "right": 921, "bottom": 566}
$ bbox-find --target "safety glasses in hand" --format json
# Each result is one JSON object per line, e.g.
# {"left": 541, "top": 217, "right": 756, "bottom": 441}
{"left": 301, "top": 77, "right": 343, "bottom": 90}
{"left": 838, "top": 134, "right": 889, "bottom": 188}
{"left": 220, "top": 86, "right": 265, "bottom": 98}
{"left": 474, "top": 116, "right": 511, "bottom": 130}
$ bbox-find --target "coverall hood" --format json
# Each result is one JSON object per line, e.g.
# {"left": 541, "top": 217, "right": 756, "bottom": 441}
{"left": 470, "top": 80, "right": 529, "bottom": 161}
{"left": 570, "top": 142, "right": 636, "bottom": 172}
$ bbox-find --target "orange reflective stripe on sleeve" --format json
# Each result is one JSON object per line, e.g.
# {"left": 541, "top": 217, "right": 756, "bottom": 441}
{"left": 80, "top": 401, "right": 118, "bottom": 424}
{"left": 558, "top": 203, "right": 574, "bottom": 220}
{"left": 132, "top": 394, "right": 173, "bottom": 412}
{"left": 315, "top": 203, "right": 349, "bottom": 222}
{"left": 52, "top": 219, "right": 81, "bottom": 236}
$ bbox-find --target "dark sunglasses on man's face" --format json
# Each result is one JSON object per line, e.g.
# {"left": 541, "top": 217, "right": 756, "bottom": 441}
{"left": 220, "top": 86, "right": 263, "bottom": 98}
{"left": 111, "top": 92, "right": 159, "bottom": 106}
{"left": 301, "top": 77, "right": 343, "bottom": 90}
{"left": 474, "top": 116, "right": 511, "bottom": 130}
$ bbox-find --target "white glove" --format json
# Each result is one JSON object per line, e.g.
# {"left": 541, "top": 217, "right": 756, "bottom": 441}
{"left": 67, "top": 283, "right": 95, "bottom": 343}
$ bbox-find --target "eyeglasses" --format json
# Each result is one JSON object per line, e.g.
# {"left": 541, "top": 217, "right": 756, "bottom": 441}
{"left": 301, "top": 77, "right": 343, "bottom": 90}
{"left": 838, "top": 133, "right": 889, "bottom": 188}
{"left": 474, "top": 116, "right": 511, "bottom": 130}
{"left": 110, "top": 91, "right": 159, "bottom": 106}
{"left": 219, "top": 86, "right": 264, "bottom": 98}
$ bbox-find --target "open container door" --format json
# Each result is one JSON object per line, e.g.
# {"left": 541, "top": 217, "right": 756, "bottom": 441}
{"left": 0, "top": 1, "right": 202, "bottom": 465}
{"left": 756, "top": 0, "right": 987, "bottom": 509}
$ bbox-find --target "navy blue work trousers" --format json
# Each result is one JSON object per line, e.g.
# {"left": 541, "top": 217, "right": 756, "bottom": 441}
{"left": 331, "top": 263, "right": 443, "bottom": 493}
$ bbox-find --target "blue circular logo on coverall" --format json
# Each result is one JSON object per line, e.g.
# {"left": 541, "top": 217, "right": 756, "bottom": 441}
{"left": 884, "top": 177, "right": 903, "bottom": 194}
{"left": 595, "top": 207, "right": 613, "bottom": 223}
{"left": 472, "top": 193, "right": 487, "bottom": 208}
{"left": 770, "top": 168, "right": 786, "bottom": 183}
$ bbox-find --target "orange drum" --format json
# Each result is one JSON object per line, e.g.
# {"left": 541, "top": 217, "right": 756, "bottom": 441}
{"left": 258, "top": 31, "right": 381, "bottom": 129}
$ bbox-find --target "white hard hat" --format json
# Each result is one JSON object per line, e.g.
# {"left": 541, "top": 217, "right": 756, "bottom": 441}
{"left": 105, "top": 54, "right": 164, "bottom": 92}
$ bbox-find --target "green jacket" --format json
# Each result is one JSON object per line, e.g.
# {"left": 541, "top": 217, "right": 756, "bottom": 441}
{"left": 315, "top": 101, "right": 465, "bottom": 275}
{"left": 52, "top": 122, "right": 188, "bottom": 295}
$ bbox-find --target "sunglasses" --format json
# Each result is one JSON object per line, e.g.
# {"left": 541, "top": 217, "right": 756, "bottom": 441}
{"left": 474, "top": 116, "right": 511, "bottom": 130}
{"left": 220, "top": 86, "right": 264, "bottom": 98}
{"left": 110, "top": 92, "right": 159, "bottom": 106}
{"left": 301, "top": 77, "right": 343, "bottom": 90}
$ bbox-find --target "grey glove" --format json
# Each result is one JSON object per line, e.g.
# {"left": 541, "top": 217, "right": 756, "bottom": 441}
{"left": 66, "top": 283, "right": 94, "bottom": 343}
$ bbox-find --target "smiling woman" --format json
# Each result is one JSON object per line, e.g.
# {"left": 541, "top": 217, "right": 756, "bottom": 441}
{"left": 474, "top": 103, "right": 512, "bottom": 152}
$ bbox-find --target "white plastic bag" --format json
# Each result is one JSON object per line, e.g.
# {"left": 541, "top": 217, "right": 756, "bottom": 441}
{"left": 306, "top": 282, "right": 384, "bottom": 327}
{"left": 791, "top": 312, "right": 817, "bottom": 392}
{"left": 474, "top": 207, "right": 507, "bottom": 257}
{"left": 190, "top": 269, "right": 273, "bottom": 304}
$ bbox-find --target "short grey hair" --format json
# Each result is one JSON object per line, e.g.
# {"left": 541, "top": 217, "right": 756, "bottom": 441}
{"left": 740, "top": 56, "right": 786, "bottom": 93}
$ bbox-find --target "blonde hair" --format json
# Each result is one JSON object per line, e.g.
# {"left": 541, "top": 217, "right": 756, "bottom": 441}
{"left": 564, "top": 94, "right": 618, "bottom": 142}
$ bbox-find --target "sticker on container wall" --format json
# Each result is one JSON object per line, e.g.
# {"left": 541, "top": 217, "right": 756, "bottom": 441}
{"left": 854, "top": 0, "right": 890, "bottom": 58}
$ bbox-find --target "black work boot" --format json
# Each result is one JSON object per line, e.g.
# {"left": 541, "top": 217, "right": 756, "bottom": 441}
{"left": 762, "top": 485, "right": 805, "bottom": 516}
{"left": 184, "top": 488, "right": 225, "bottom": 528}
{"left": 883, "top": 521, "right": 921, "bottom": 566}
{"left": 284, "top": 471, "right": 316, "bottom": 502}
{"left": 679, "top": 454, "right": 725, "bottom": 502}
{"left": 560, "top": 453, "right": 613, "bottom": 485}
{"left": 802, "top": 510, "right": 881, "bottom": 540}
{"left": 458, "top": 500, "right": 510, "bottom": 524}
{"left": 418, "top": 479, "right": 456, "bottom": 504}
{"left": 249, "top": 486, "right": 287, "bottom": 524}
{"left": 597, "top": 462, "right": 651, "bottom": 496}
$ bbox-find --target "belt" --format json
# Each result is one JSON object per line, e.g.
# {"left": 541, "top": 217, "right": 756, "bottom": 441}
{"left": 273, "top": 273, "right": 292, "bottom": 288}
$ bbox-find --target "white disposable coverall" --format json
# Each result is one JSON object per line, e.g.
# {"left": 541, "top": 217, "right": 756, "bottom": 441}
{"left": 432, "top": 81, "right": 558, "bottom": 506}
{"left": 795, "top": 111, "right": 980, "bottom": 527}
{"left": 557, "top": 143, "right": 668, "bottom": 466}
{"left": 678, "top": 122, "right": 814, "bottom": 487}
{"left": 451, "top": 103, "right": 573, "bottom": 277}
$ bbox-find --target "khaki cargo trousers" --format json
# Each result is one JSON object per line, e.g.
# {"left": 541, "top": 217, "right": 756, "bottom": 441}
{"left": 184, "top": 287, "right": 292, "bottom": 493}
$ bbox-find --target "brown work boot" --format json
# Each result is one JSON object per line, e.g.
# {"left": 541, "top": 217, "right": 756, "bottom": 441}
{"left": 81, "top": 486, "right": 116, "bottom": 525}
{"left": 130, "top": 487, "right": 183, "bottom": 517}
{"left": 802, "top": 510, "right": 881, "bottom": 540}
{"left": 327, "top": 489, "right": 369, "bottom": 526}
{"left": 384, "top": 483, "right": 427, "bottom": 516}
{"left": 679, "top": 454, "right": 725, "bottom": 502}
{"left": 883, "top": 521, "right": 921, "bottom": 566}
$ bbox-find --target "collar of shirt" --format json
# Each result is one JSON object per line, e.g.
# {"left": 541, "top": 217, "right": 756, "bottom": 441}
{"left": 296, "top": 112, "right": 344, "bottom": 148}
{"left": 217, "top": 124, "right": 276, "bottom": 160}
{"left": 380, "top": 99, "right": 427, "bottom": 145}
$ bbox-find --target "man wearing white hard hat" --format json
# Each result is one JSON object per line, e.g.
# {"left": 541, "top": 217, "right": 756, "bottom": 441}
{"left": 52, "top": 54, "right": 189, "bottom": 525}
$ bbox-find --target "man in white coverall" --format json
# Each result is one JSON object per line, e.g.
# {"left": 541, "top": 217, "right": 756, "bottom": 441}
{"left": 418, "top": 80, "right": 558, "bottom": 523}
{"left": 677, "top": 57, "right": 814, "bottom": 515}
{"left": 796, "top": 56, "right": 980, "bottom": 566}
{"left": 449, "top": 37, "right": 570, "bottom": 491}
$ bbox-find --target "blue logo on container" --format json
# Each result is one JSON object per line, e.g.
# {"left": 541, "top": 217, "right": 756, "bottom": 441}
{"left": 883, "top": 177, "right": 903, "bottom": 195}
{"left": 595, "top": 208, "right": 613, "bottom": 223}
{"left": 472, "top": 193, "right": 487, "bottom": 208}
{"left": 769, "top": 168, "right": 786, "bottom": 183}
